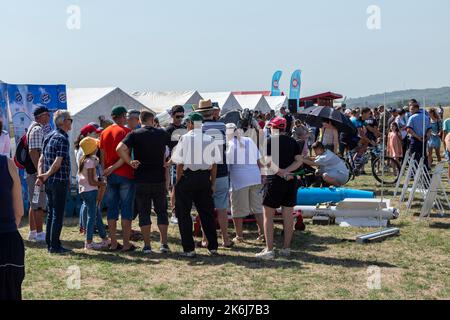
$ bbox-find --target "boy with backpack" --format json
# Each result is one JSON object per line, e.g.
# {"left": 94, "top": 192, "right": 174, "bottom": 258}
{"left": 16, "top": 106, "right": 50, "bottom": 241}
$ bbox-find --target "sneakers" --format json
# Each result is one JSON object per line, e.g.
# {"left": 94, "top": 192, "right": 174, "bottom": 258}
{"left": 36, "top": 232, "right": 46, "bottom": 242}
{"left": 160, "top": 244, "right": 171, "bottom": 253}
{"left": 85, "top": 242, "right": 103, "bottom": 251}
{"left": 99, "top": 239, "right": 111, "bottom": 249}
{"left": 180, "top": 251, "right": 196, "bottom": 258}
{"left": 142, "top": 246, "right": 153, "bottom": 254}
{"left": 279, "top": 248, "right": 291, "bottom": 257}
{"left": 49, "top": 247, "right": 73, "bottom": 255}
{"left": 255, "top": 248, "right": 275, "bottom": 260}
{"left": 208, "top": 250, "right": 220, "bottom": 256}
{"left": 28, "top": 231, "right": 37, "bottom": 241}
{"left": 170, "top": 216, "right": 178, "bottom": 225}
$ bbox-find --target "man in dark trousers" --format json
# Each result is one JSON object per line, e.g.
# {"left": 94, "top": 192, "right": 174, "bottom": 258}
{"left": 171, "top": 112, "right": 219, "bottom": 257}
{"left": 406, "top": 100, "right": 432, "bottom": 169}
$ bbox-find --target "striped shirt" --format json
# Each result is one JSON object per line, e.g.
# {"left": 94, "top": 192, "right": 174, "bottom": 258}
{"left": 43, "top": 128, "right": 71, "bottom": 183}
{"left": 202, "top": 120, "right": 228, "bottom": 178}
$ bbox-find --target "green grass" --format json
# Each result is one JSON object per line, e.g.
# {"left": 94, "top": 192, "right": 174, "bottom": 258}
{"left": 20, "top": 164, "right": 450, "bottom": 300}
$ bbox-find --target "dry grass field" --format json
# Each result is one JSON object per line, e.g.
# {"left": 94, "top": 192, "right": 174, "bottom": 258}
{"left": 17, "top": 107, "right": 450, "bottom": 300}
{"left": 19, "top": 165, "right": 450, "bottom": 300}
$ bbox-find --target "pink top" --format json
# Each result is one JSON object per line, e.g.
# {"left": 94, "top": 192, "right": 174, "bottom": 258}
{"left": 387, "top": 132, "right": 403, "bottom": 159}
{"left": 77, "top": 157, "right": 99, "bottom": 193}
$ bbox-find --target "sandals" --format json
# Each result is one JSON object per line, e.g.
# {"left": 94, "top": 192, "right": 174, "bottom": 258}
{"left": 222, "top": 241, "right": 234, "bottom": 249}
{"left": 122, "top": 244, "right": 137, "bottom": 252}
{"left": 109, "top": 243, "right": 124, "bottom": 252}
{"left": 232, "top": 236, "right": 245, "bottom": 244}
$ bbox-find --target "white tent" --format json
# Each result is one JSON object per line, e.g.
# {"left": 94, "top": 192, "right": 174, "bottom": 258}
{"left": 264, "top": 96, "right": 288, "bottom": 111}
{"left": 234, "top": 94, "right": 272, "bottom": 113}
{"left": 200, "top": 92, "right": 242, "bottom": 115}
{"left": 130, "top": 90, "right": 203, "bottom": 114}
{"left": 67, "top": 87, "right": 153, "bottom": 178}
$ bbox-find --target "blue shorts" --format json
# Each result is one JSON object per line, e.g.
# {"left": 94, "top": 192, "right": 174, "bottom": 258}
{"left": 170, "top": 164, "right": 177, "bottom": 187}
{"left": 104, "top": 173, "right": 135, "bottom": 221}
{"left": 214, "top": 176, "right": 230, "bottom": 210}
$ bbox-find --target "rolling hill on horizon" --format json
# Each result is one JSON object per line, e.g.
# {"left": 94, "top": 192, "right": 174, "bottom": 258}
{"left": 346, "top": 87, "right": 450, "bottom": 107}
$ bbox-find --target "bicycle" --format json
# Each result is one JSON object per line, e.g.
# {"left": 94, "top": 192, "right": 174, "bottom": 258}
{"left": 342, "top": 145, "right": 401, "bottom": 185}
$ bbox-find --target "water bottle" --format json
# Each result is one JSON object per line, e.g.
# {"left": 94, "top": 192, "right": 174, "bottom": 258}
{"left": 32, "top": 185, "right": 41, "bottom": 204}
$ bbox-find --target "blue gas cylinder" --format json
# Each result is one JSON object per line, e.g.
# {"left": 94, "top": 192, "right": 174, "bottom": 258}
{"left": 297, "top": 188, "right": 375, "bottom": 206}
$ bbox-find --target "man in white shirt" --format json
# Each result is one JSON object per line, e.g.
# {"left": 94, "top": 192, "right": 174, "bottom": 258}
{"left": 171, "top": 112, "right": 219, "bottom": 257}
{"left": 0, "top": 115, "right": 11, "bottom": 157}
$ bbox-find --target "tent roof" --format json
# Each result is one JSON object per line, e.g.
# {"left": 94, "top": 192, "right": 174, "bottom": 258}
{"left": 130, "top": 90, "right": 203, "bottom": 114}
{"left": 67, "top": 87, "right": 117, "bottom": 115}
{"left": 200, "top": 92, "right": 232, "bottom": 107}
{"left": 200, "top": 92, "right": 242, "bottom": 114}
{"left": 234, "top": 94, "right": 271, "bottom": 113}
{"left": 264, "top": 96, "right": 288, "bottom": 111}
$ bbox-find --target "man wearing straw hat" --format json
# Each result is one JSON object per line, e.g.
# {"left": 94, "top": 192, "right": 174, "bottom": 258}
{"left": 196, "top": 99, "right": 233, "bottom": 248}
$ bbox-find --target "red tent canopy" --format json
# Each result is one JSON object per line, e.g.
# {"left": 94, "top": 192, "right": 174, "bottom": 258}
{"left": 300, "top": 92, "right": 343, "bottom": 107}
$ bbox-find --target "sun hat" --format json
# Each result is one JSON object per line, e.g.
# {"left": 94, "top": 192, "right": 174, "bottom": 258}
{"left": 111, "top": 105, "right": 128, "bottom": 117}
{"left": 80, "top": 124, "right": 102, "bottom": 136}
{"left": 79, "top": 137, "right": 99, "bottom": 156}
{"left": 269, "top": 117, "right": 287, "bottom": 130}
{"left": 195, "top": 99, "right": 219, "bottom": 113}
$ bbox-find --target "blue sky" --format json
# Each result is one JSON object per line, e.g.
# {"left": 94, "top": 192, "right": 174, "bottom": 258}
{"left": 1, "top": 0, "right": 449, "bottom": 98}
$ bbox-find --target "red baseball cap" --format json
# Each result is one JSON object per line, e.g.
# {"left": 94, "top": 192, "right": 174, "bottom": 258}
{"left": 80, "top": 124, "right": 102, "bottom": 136}
{"left": 268, "top": 117, "right": 287, "bottom": 130}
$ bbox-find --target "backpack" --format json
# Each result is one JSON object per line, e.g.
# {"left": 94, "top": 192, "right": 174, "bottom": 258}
{"left": 14, "top": 123, "right": 41, "bottom": 174}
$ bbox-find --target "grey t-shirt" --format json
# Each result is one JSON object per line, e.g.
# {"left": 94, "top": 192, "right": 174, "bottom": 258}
{"left": 314, "top": 150, "right": 348, "bottom": 175}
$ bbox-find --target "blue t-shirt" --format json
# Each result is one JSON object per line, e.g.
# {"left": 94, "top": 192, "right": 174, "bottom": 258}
{"left": 351, "top": 117, "right": 365, "bottom": 129}
{"left": 406, "top": 110, "right": 431, "bottom": 138}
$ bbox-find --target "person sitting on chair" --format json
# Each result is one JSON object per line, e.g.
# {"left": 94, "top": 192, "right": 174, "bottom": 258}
{"left": 299, "top": 142, "right": 349, "bottom": 187}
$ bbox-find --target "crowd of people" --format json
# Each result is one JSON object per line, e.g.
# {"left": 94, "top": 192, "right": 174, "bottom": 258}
{"left": 1, "top": 98, "right": 449, "bottom": 300}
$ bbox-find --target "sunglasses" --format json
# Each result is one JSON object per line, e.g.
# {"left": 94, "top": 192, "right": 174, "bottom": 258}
{"left": 65, "top": 118, "right": 73, "bottom": 123}
{"left": 175, "top": 115, "right": 184, "bottom": 119}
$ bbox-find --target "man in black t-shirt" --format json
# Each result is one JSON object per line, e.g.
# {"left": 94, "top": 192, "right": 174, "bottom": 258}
{"left": 257, "top": 117, "right": 302, "bottom": 260}
{"left": 117, "top": 110, "right": 171, "bottom": 254}
{"left": 164, "top": 105, "right": 186, "bottom": 224}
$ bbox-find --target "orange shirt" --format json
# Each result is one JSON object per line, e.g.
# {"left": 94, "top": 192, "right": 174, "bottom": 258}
{"left": 99, "top": 124, "right": 134, "bottom": 179}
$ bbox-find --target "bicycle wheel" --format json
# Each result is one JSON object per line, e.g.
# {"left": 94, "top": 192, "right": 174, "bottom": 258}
{"left": 344, "top": 159, "right": 354, "bottom": 183}
{"left": 371, "top": 157, "right": 401, "bottom": 185}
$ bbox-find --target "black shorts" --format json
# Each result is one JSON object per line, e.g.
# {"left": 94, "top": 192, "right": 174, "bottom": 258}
{"left": 262, "top": 176, "right": 297, "bottom": 209}
{"left": 0, "top": 231, "right": 25, "bottom": 301}
{"left": 135, "top": 183, "right": 169, "bottom": 227}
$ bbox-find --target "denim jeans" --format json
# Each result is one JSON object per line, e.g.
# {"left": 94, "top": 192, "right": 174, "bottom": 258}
{"left": 45, "top": 181, "right": 69, "bottom": 251}
{"left": 79, "top": 202, "right": 87, "bottom": 230}
{"left": 80, "top": 190, "right": 107, "bottom": 242}
{"left": 104, "top": 173, "right": 135, "bottom": 221}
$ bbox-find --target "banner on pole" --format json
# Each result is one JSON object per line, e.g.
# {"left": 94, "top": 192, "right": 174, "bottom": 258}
{"left": 7, "top": 84, "right": 67, "bottom": 142}
{"left": 0, "top": 82, "right": 8, "bottom": 126}
{"left": 271, "top": 71, "right": 283, "bottom": 96}
{"left": 289, "top": 69, "right": 302, "bottom": 101}
{"left": 4, "top": 82, "right": 67, "bottom": 212}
